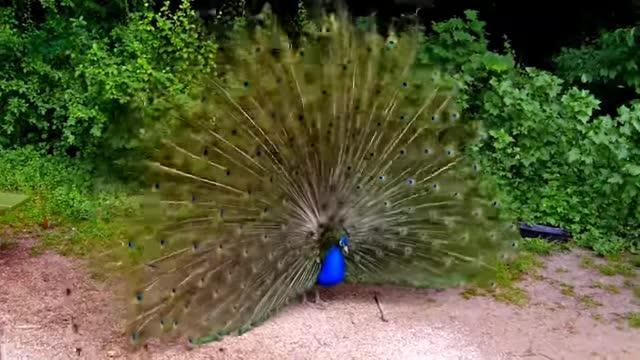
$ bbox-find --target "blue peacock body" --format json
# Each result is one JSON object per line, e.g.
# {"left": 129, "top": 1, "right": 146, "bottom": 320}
{"left": 316, "top": 236, "right": 348, "bottom": 287}
{"left": 111, "top": 4, "right": 521, "bottom": 348}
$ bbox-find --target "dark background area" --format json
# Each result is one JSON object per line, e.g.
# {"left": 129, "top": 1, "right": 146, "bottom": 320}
{"left": 7, "top": 0, "right": 639, "bottom": 69}
{"left": 192, "top": 0, "right": 640, "bottom": 69}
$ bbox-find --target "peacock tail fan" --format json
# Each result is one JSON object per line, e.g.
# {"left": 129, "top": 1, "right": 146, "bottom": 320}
{"left": 111, "top": 4, "right": 520, "bottom": 347}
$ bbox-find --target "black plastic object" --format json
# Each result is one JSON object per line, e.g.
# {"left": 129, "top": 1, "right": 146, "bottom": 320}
{"left": 518, "top": 222, "right": 572, "bottom": 242}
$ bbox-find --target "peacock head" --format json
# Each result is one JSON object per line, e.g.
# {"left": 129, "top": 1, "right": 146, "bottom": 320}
{"left": 338, "top": 235, "right": 349, "bottom": 255}
{"left": 319, "top": 226, "right": 349, "bottom": 256}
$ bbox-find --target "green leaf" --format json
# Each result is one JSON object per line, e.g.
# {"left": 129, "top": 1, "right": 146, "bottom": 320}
{"left": 624, "top": 164, "right": 640, "bottom": 176}
{"left": 567, "top": 148, "right": 581, "bottom": 162}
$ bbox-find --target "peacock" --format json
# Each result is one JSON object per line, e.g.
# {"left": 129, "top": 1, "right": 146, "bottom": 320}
{"left": 114, "top": 4, "right": 521, "bottom": 348}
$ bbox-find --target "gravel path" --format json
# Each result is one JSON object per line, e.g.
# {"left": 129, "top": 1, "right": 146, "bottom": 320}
{"left": 1, "top": 232, "right": 639, "bottom": 360}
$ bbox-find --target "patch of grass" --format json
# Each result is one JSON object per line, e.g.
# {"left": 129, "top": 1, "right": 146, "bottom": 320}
{"left": 591, "top": 281, "right": 621, "bottom": 294}
{"left": 597, "top": 262, "right": 636, "bottom": 277}
{"left": 461, "top": 287, "right": 481, "bottom": 300}
{"left": 591, "top": 313, "right": 605, "bottom": 323}
{"left": 580, "top": 256, "right": 596, "bottom": 269}
{"left": 559, "top": 283, "right": 576, "bottom": 297}
{"left": 556, "top": 281, "right": 603, "bottom": 308}
{"left": 597, "top": 264, "right": 618, "bottom": 276}
{"left": 34, "top": 217, "right": 131, "bottom": 257}
{"left": 487, "top": 251, "right": 543, "bottom": 305}
{"left": 579, "top": 295, "right": 603, "bottom": 308}
{"left": 623, "top": 279, "right": 635, "bottom": 288}
{"left": 633, "top": 287, "right": 640, "bottom": 300}
{"left": 580, "top": 251, "right": 637, "bottom": 278}
{"left": 614, "top": 263, "right": 636, "bottom": 277}
{"left": 496, "top": 251, "right": 543, "bottom": 285}
{"left": 555, "top": 267, "right": 569, "bottom": 273}
{"left": 493, "top": 286, "right": 528, "bottom": 306}
{"left": 0, "top": 147, "right": 139, "bottom": 257}
{"left": 628, "top": 312, "right": 640, "bottom": 328}
{"left": 521, "top": 238, "right": 568, "bottom": 255}
{"left": 0, "top": 238, "right": 17, "bottom": 251}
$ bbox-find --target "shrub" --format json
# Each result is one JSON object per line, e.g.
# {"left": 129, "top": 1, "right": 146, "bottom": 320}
{"left": 554, "top": 26, "right": 640, "bottom": 94}
{"left": 421, "top": 12, "right": 640, "bottom": 254}
{"left": 0, "top": 146, "right": 134, "bottom": 223}
{"left": 416, "top": 10, "right": 515, "bottom": 110}
{"left": 0, "top": 0, "right": 216, "bottom": 161}
{"left": 472, "top": 68, "right": 640, "bottom": 254}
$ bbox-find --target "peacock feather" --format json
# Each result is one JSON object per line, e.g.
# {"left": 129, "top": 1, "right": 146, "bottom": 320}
{"left": 114, "top": 4, "right": 520, "bottom": 347}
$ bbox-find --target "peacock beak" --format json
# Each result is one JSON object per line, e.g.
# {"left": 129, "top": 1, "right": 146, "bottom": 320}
{"left": 339, "top": 235, "right": 349, "bottom": 256}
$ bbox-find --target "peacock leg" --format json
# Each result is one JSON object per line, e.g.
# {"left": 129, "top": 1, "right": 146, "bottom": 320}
{"left": 313, "top": 287, "right": 328, "bottom": 309}
{"left": 301, "top": 287, "right": 327, "bottom": 309}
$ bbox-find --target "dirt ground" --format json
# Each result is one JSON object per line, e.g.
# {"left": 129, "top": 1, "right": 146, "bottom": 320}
{"left": 1, "top": 231, "right": 639, "bottom": 360}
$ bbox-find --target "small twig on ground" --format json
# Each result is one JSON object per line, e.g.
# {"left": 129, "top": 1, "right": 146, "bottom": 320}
{"left": 373, "top": 292, "right": 388, "bottom": 322}
{"left": 519, "top": 342, "right": 555, "bottom": 360}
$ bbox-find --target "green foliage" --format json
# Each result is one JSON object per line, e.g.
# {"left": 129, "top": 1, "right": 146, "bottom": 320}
{"left": 0, "top": 146, "right": 140, "bottom": 255}
{"left": 0, "top": 146, "right": 135, "bottom": 224}
{"left": 0, "top": 192, "right": 29, "bottom": 214}
{"left": 521, "top": 238, "right": 568, "bottom": 255}
{"left": 0, "top": 0, "right": 216, "bottom": 160}
{"left": 471, "top": 68, "right": 640, "bottom": 255}
{"left": 416, "top": 10, "right": 515, "bottom": 109}
{"left": 419, "top": 12, "right": 639, "bottom": 255}
{"left": 0, "top": 4, "right": 637, "bottom": 262}
{"left": 554, "top": 26, "right": 640, "bottom": 93}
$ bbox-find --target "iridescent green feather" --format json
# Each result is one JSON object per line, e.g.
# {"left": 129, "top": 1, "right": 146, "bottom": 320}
{"left": 113, "top": 5, "right": 520, "bottom": 347}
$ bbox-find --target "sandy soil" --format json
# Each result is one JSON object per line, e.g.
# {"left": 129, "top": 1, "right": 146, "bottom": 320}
{"left": 1, "top": 231, "right": 639, "bottom": 360}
